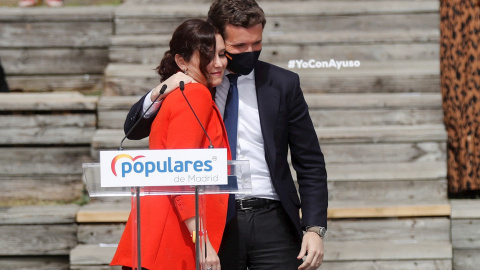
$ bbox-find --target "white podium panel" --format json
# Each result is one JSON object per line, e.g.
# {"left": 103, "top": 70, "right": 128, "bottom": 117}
{"left": 83, "top": 160, "right": 251, "bottom": 196}
{"left": 82, "top": 159, "right": 251, "bottom": 270}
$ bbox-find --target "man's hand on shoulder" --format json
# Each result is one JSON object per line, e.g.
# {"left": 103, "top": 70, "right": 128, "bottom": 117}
{"left": 151, "top": 72, "right": 196, "bottom": 102}
{"left": 297, "top": 231, "right": 324, "bottom": 270}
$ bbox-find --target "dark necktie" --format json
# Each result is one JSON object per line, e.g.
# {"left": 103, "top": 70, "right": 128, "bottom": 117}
{"left": 224, "top": 73, "right": 240, "bottom": 222}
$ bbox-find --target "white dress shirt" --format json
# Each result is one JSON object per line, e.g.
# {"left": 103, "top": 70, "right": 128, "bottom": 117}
{"left": 216, "top": 71, "right": 279, "bottom": 201}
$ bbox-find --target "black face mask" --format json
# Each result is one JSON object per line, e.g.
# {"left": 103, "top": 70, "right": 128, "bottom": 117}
{"left": 225, "top": 50, "right": 262, "bottom": 75}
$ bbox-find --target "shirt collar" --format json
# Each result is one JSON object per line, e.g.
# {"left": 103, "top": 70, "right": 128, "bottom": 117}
{"left": 225, "top": 69, "right": 255, "bottom": 82}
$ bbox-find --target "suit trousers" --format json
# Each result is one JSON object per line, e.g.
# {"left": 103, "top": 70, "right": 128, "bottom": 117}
{"left": 218, "top": 200, "right": 302, "bottom": 270}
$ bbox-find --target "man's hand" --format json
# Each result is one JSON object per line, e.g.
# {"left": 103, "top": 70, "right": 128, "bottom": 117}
{"left": 297, "top": 232, "right": 324, "bottom": 270}
{"left": 150, "top": 72, "right": 196, "bottom": 102}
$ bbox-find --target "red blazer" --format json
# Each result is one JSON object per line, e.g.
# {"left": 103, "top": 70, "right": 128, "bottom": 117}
{"left": 111, "top": 83, "right": 230, "bottom": 270}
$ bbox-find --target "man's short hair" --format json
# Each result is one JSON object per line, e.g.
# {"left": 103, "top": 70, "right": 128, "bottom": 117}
{"left": 207, "top": 0, "right": 266, "bottom": 39}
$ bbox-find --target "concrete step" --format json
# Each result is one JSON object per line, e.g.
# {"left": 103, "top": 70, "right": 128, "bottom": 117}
{"left": 110, "top": 32, "right": 439, "bottom": 65}
{"left": 104, "top": 60, "right": 440, "bottom": 95}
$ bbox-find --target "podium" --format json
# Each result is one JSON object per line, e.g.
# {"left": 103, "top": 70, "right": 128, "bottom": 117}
{"left": 82, "top": 149, "right": 251, "bottom": 270}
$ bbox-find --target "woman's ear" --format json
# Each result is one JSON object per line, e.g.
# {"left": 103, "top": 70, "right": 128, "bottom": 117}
{"left": 174, "top": 54, "right": 187, "bottom": 73}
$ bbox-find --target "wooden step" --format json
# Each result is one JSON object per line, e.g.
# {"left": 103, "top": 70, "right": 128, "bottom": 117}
{"left": 76, "top": 202, "right": 130, "bottom": 223}
{"left": 97, "top": 93, "right": 443, "bottom": 110}
{"left": 70, "top": 244, "right": 118, "bottom": 269}
{"left": 116, "top": 1, "right": 439, "bottom": 17}
{"left": 451, "top": 200, "right": 480, "bottom": 270}
{"left": 70, "top": 241, "right": 452, "bottom": 269}
{"left": 325, "top": 161, "right": 448, "bottom": 204}
{"left": 76, "top": 209, "right": 451, "bottom": 245}
{"left": 0, "top": 7, "right": 113, "bottom": 48}
{"left": 327, "top": 161, "right": 446, "bottom": 182}
{"left": 0, "top": 92, "right": 98, "bottom": 111}
{"left": 2, "top": 48, "right": 108, "bottom": 76}
{"left": 0, "top": 205, "right": 79, "bottom": 256}
{"left": 91, "top": 124, "right": 446, "bottom": 157}
{"left": 0, "top": 92, "right": 97, "bottom": 145}
{"left": 111, "top": 28, "right": 439, "bottom": 48}
{"left": 323, "top": 142, "right": 445, "bottom": 164}
{"left": 76, "top": 200, "right": 451, "bottom": 224}
{"left": 73, "top": 199, "right": 452, "bottom": 269}
{"left": 444, "top": 200, "right": 479, "bottom": 270}
{"left": 318, "top": 124, "right": 446, "bottom": 144}
{"left": 97, "top": 93, "right": 443, "bottom": 129}
{"left": 327, "top": 217, "right": 450, "bottom": 242}
{"left": 94, "top": 124, "right": 447, "bottom": 144}
{"left": 0, "top": 6, "right": 113, "bottom": 92}
{"left": 0, "top": 114, "right": 96, "bottom": 145}
{"left": 114, "top": 1, "right": 439, "bottom": 35}
{"left": 6, "top": 74, "right": 104, "bottom": 93}
{"left": 0, "top": 147, "right": 93, "bottom": 205}
{"left": 0, "top": 258, "right": 69, "bottom": 270}
{"left": 93, "top": 137, "right": 446, "bottom": 165}
{"left": 104, "top": 60, "right": 440, "bottom": 95}
{"left": 109, "top": 34, "right": 439, "bottom": 65}
{"left": 0, "top": 0, "right": 120, "bottom": 7}
{"left": 0, "top": 92, "right": 97, "bottom": 205}
{"left": 328, "top": 201, "right": 451, "bottom": 219}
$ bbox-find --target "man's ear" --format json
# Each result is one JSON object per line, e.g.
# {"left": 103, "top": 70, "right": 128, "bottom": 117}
{"left": 174, "top": 54, "right": 187, "bottom": 72}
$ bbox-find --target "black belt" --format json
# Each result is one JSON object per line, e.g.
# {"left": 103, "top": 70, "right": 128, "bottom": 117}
{"left": 235, "top": 198, "right": 279, "bottom": 211}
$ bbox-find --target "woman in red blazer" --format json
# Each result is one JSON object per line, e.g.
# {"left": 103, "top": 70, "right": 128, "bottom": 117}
{"left": 111, "top": 19, "right": 229, "bottom": 270}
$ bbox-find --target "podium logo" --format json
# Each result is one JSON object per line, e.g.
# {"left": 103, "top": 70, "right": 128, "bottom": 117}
{"left": 111, "top": 154, "right": 214, "bottom": 178}
{"left": 111, "top": 154, "right": 145, "bottom": 176}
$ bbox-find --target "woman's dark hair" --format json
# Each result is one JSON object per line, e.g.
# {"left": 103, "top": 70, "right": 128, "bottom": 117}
{"left": 156, "top": 19, "right": 217, "bottom": 89}
{"left": 207, "top": 0, "right": 266, "bottom": 40}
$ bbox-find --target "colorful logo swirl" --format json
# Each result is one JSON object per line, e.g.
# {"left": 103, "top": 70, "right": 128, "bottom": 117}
{"left": 111, "top": 154, "right": 145, "bottom": 176}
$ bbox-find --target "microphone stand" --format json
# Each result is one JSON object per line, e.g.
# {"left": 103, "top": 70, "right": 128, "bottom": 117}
{"left": 119, "top": 84, "right": 167, "bottom": 270}
{"left": 180, "top": 81, "right": 214, "bottom": 270}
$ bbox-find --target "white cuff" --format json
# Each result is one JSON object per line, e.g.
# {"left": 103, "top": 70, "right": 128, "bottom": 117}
{"left": 143, "top": 89, "right": 162, "bottom": 118}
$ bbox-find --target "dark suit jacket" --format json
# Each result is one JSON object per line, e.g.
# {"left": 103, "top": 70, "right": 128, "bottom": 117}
{"left": 124, "top": 61, "right": 328, "bottom": 238}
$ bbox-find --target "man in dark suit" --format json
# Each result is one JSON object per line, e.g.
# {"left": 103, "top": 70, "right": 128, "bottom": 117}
{"left": 124, "top": 0, "right": 328, "bottom": 269}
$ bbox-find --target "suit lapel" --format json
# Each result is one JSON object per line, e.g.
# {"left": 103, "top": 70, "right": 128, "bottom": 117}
{"left": 255, "top": 62, "right": 279, "bottom": 177}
